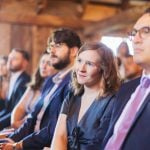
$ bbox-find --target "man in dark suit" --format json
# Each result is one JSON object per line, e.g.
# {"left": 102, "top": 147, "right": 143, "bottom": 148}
{"left": 0, "top": 28, "right": 81, "bottom": 149}
{"left": 102, "top": 8, "right": 150, "bottom": 150}
{"left": 0, "top": 48, "right": 30, "bottom": 131}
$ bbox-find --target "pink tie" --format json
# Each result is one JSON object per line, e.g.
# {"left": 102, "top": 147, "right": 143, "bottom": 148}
{"left": 105, "top": 77, "right": 150, "bottom": 150}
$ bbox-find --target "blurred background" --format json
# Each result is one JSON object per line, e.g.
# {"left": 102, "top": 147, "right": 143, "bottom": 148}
{"left": 0, "top": 0, "right": 149, "bottom": 72}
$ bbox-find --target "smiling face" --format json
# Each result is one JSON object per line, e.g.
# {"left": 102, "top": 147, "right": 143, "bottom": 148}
{"left": 132, "top": 13, "right": 150, "bottom": 73}
{"left": 75, "top": 50, "right": 101, "bottom": 88}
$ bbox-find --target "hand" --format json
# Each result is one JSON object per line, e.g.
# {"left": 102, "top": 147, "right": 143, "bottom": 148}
{"left": 0, "top": 143, "right": 13, "bottom": 150}
{"left": 0, "top": 128, "right": 15, "bottom": 139}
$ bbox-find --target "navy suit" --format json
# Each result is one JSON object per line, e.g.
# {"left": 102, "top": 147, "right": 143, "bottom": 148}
{"left": 9, "top": 72, "right": 72, "bottom": 150}
{"left": 102, "top": 77, "right": 150, "bottom": 150}
{"left": 0, "top": 72, "right": 30, "bottom": 130}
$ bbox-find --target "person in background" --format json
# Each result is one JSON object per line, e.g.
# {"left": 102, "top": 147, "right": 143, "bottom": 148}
{"left": 122, "top": 54, "right": 142, "bottom": 82}
{"left": 0, "top": 48, "right": 30, "bottom": 131}
{"left": 102, "top": 7, "right": 150, "bottom": 150}
{"left": 51, "top": 42, "right": 120, "bottom": 150}
{"left": 116, "top": 41, "right": 130, "bottom": 60}
{"left": 0, "top": 56, "right": 9, "bottom": 111}
{"left": 116, "top": 41, "right": 130, "bottom": 81}
{"left": 11, "top": 51, "right": 58, "bottom": 129}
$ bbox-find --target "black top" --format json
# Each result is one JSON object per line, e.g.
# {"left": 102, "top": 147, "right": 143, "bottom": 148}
{"left": 61, "top": 92, "right": 115, "bottom": 150}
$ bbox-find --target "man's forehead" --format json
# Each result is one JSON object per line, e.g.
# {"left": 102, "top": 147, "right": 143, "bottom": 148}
{"left": 134, "top": 14, "right": 150, "bottom": 29}
{"left": 9, "top": 51, "right": 22, "bottom": 58}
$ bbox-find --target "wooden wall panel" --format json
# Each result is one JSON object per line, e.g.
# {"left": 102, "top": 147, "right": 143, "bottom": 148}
{"left": 0, "top": 23, "right": 11, "bottom": 55}
{"left": 11, "top": 24, "right": 33, "bottom": 73}
{"left": 32, "top": 26, "right": 52, "bottom": 72}
{"left": 11, "top": 24, "right": 32, "bottom": 53}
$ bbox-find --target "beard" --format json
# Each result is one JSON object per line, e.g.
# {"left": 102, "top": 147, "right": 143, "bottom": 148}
{"left": 51, "top": 51, "right": 71, "bottom": 70}
{"left": 52, "top": 57, "right": 70, "bottom": 70}
{"left": 9, "top": 65, "right": 22, "bottom": 72}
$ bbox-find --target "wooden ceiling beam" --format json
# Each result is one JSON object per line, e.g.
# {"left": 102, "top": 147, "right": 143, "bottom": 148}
{"left": 36, "top": 0, "right": 48, "bottom": 14}
{"left": 0, "top": 11, "right": 92, "bottom": 29}
{"left": 84, "top": 5, "right": 149, "bottom": 36}
{"left": 121, "top": 0, "right": 130, "bottom": 10}
{"left": 79, "top": 0, "right": 90, "bottom": 17}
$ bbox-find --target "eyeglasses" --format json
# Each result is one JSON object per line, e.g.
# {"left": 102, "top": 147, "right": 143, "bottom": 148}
{"left": 128, "top": 26, "right": 150, "bottom": 41}
{"left": 47, "top": 43, "right": 66, "bottom": 53}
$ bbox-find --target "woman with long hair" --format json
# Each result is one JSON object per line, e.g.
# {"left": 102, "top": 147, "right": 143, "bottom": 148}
{"left": 51, "top": 42, "right": 120, "bottom": 150}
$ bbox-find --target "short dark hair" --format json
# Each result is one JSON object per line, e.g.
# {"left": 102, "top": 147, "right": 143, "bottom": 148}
{"left": 12, "top": 48, "right": 30, "bottom": 61}
{"left": 48, "top": 28, "right": 82, "bottom": 48}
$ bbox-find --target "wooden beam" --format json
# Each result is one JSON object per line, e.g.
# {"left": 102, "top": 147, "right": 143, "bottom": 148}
{"left": 0, "top": 11, "right": 91, "bottom": 29}
{"left": 36, "top": 0, "right": 48, "bottom": 14}
{"left": 84, "top": 5, "right": 150, "bottom": 36}
{"left": 121, "top": 0, "right": 130, "bottom": 10}
{"left": 79, "top": 0, "right": 90, "bottom": 17}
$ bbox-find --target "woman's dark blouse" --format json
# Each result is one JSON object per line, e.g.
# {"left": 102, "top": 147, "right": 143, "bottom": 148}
{"left": 61, "top": 92, "right": 115, "bottom": 150}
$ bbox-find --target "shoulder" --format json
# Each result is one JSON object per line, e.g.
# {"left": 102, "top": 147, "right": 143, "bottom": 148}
{"left": 115, "top": 77, "right": 141, "bottom": 101}
{"left": 21, "top": 72, "right": 30, "bottom": 80}
{"left": 60, "top": 91, "right": 75, "bottom": 114}
{"left": 119, "top": 77, "right": 141, "bottom": 93}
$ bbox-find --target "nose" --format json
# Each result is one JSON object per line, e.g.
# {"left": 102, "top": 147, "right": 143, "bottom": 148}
{"left": 42, "top": 61, "right": 49, "bottom": 69}
{"left": 133, "top": 32, "right": 142, "bottom": 43}
{"left": 78, "top": 63, "right": 86, "bottom": 72}
{"left": 50, "top": 46, "right": 56, "bottom": 54}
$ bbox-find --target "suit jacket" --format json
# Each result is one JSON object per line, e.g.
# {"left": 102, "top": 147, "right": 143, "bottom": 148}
{"left": 9, "top": 72, "right": 72, "bottom": 150}
{"left": 102, "top": 77, "right": 150, "bottom": 150}
{"left": 0, "top": 72, "right": 30, "bottom": 130}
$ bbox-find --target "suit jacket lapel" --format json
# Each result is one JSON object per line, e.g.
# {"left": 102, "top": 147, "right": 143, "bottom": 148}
{"left": 46, "top": 72, "right": 71, "bottom": 103}
{"left": 9, "top": 72, "right": 23, "bottom": 99}
{"left": 40, "top": 72, "right": 71, "bottom": 125}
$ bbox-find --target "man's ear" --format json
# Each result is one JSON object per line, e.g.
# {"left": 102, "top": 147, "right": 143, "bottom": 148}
{"left": 70, "top": 47, "right": 79, "bottom": 58}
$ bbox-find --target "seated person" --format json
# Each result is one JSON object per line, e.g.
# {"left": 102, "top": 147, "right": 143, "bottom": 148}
{"left": 11, "top": 51, "right": 57, "bottom": 129}
{"left": 122, "top": 54, "right": 142, "bottom": 82}
{"left": 51, "top": 42, "right": 120, "bottom": 150}
{"left": 0, "top": 48, "right": 30, "bottom": 131}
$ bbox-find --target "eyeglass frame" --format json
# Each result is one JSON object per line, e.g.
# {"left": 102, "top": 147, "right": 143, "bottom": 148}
{"left": 128, "top": 26, "right": 150, "bottom": 41}
{"left": 47, "top": 43, "right": 67, "bottom": 53}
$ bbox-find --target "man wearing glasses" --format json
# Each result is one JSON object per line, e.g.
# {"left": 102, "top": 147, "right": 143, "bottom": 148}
{"left": 102, "top": 8, "right": 150, "bottom": 150}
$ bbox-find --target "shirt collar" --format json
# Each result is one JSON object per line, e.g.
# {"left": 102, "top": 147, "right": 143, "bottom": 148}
{"left": 140, "top": 70, "right": 150, "bottom": 85}
{"left": 52, "top": 67, "right": 72, "bottom": 84}
{"left": 11, "top": 71, "right": 23, "bottom": 79}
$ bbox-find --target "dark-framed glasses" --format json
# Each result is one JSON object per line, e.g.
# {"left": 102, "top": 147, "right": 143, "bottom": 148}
{"left": 47, "top": 43, "right": 66, "bottom": 53}
{"left": 128, "top": 26, "right": 150, "bottom": 41}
